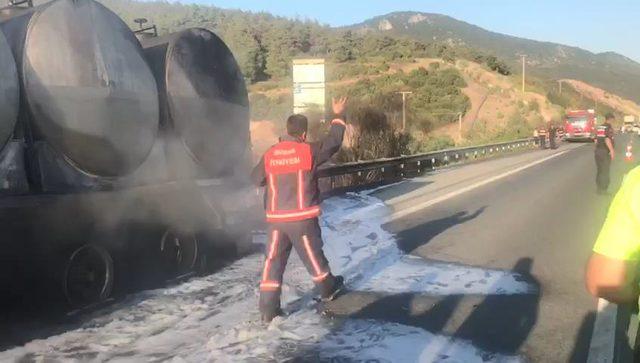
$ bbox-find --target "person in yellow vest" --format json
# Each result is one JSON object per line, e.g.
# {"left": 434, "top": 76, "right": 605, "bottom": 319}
{"left": 585, "top": 166, "right": 640, "bottom": 304}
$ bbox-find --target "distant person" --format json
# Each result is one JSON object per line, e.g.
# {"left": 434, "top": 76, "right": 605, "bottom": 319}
{"left": 594, "top": 114, "right": 616, "bottom": 194}
{"left": 585, "top": 165, "right": 640, "bottom": 304}
{"left": 548, "top": 120, "right": 557, "bottom": 150}
{"left": 537, "top": 126, "right": 548, "bottom": 149}
{"left": 251, "top": 97, "right": 348, "bottom": 323}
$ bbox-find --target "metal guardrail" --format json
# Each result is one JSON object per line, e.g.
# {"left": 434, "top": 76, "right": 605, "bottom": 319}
{"left": 319, "top": 137, "right": 540, "bottom": 190}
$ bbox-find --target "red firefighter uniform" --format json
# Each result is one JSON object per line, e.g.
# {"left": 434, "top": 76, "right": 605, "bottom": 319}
{"left": 251, "top": 118, "right": 346, "bottom": 317}
{"left": 537, "top": 127, "right": 548, "bottom": 149}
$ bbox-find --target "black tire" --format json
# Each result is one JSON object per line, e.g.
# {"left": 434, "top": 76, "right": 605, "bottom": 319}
{"left": 159, "top": 229, "right": 199, "bottom": 278}
{"left": 63, "top": 244, "right": 114, "bottom": 308}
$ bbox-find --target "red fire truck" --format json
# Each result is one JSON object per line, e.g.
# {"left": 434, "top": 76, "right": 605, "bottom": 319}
{"left": 564, "top": 109, "right": 597, "bottom": 142}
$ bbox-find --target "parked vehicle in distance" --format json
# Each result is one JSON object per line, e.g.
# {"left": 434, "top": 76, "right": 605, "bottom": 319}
{"left": 622, "top": 115, "right": 636, "bottom": 133}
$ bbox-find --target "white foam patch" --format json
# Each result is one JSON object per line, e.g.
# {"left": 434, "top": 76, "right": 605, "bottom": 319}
{"left": 320, "top": 193, "right": 534, "bottom": 296}
{"left": 0, "top": 192, "right": 534, "bottom": 362}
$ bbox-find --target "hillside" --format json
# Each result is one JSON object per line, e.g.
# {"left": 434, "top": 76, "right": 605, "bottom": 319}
{"left": 429, "top": 59, "right": 562, "bottom": 144}
{"left": 96, "top": 0, "right": 489, "bottom": 84}
{"left": 73, "top": 0, "right": 640, "bottom": 158}
{"left": 349, "top": 12, "right": 640, "bottom": 103}
{"left": 250, "top": 58, "right": 522, "bottom": 153}
{"left": 560, "top": 80, "right": 640, "bottom": 117}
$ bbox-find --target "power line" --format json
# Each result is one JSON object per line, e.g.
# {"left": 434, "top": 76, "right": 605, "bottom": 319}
{"left": 521, "top": 55, "right": 526, "bottom": 94}
{"left": 396, "top": 91, "right": 412, "bottom": 131}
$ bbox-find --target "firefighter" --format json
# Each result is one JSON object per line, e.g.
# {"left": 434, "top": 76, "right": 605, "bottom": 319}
{"left": 537, "top": 125, "right": 548, "bottom": 149}
{"left": 251, "top": 97, "right": 348, "bottom": 323}
{"left": 594, "top": 114, "right": 616, "bottom": 194}
{"left": 548, "top": 120, "right": 557, "bottom": 150}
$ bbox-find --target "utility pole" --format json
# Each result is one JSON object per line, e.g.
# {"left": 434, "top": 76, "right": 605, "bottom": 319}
{"left": 396, "top": 91, "right": 413, "bottom": 131}
{"left": 558, "top": 80, "right": 562, "bottom": 94}
{"left": 458, "top": 112, "right": 463, "bottom": 141}
{"left": 521, "top": 55, "right": 526, "bottom": 94}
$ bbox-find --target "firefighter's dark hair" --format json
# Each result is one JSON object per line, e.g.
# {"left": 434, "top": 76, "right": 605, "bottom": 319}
{"left": 287, "top": 114, "right": 308, "bottom": 137}
{"left": 605, "top": 113, "right": 615, "bottom": 121}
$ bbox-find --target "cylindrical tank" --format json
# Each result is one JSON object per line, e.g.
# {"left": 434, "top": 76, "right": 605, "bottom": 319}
{"left": 141, "top": 28, "right": 249, "bottom": 178}
{"left": 0, "top": 29, "right": 18, "bottom": 152}
{"left": 0, "top": 0, "right": 159, "bottom": 177}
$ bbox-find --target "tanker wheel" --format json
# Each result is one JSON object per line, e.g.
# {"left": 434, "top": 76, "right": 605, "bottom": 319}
{"left": 63, "top": 244, "right": 114, "bottom": 308}
{"left": 159, "top": 229, "right": 199, "bottom": 278}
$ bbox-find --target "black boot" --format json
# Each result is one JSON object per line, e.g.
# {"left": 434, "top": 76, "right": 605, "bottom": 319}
{"left": 320, "top": 275, "right": 345, "bottom": 302}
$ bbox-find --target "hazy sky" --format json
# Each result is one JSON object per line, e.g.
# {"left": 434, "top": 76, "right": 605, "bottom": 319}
{"left": 195, "top": 0, "right": 640, "bottom": 62}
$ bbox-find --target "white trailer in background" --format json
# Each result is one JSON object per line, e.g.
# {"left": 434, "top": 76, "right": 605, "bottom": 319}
{"left": 622, "top": 115, "right": 639, "bottom": 134}
{"left": 292, "top": 58, "right": 326, "bottom": 116}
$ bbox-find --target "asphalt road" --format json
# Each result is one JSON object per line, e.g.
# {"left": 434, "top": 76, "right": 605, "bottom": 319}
{"left": 3, "top": 136, "right": 637, "bottom": 362}
{"left": 325, "top": 137, "right": 636, "bottom": 362}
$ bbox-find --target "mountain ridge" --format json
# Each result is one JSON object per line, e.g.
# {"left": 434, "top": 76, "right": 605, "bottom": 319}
{"left": 348, "top": 11, "right": 635, "bottom": 62}
{"left": 347, "top": 11, "right": 640, "bottom": 103}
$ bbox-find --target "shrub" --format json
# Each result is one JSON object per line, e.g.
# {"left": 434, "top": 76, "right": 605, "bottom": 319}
{"left": 528, "top": 100, "right": 540, "bottom": 113}
{"left": 414, "top": 135, "right": 456, "bottom": 153}
{"left": 485, "top": 55, "right": 511, "bottom": 75}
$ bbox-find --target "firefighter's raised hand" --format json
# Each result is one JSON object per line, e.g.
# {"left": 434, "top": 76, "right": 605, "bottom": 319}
{"left": 332, "top": 97, "right": 347, "bottom": 118}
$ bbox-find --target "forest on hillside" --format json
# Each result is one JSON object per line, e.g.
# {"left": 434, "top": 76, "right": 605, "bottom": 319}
{"left": 99, "top": 0, "right": 510, "bottom": 83}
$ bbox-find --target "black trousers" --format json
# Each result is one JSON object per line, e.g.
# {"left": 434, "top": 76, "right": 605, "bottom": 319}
{"left": 595, "top": 148, "right": 611, "bottom": 192}
{"left": 539, "top": 135, "right": 547, "bottom": 149}
{"left": 259, "top": 218, "right": 336, "bottom": 314}
{"left": 549, "top": 130, "right": 557, "bottom": 149}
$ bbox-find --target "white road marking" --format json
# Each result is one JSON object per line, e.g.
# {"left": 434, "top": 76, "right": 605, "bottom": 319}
{"left": 587, "top": 298, "right": 617, "bottom": 363}
{"left": 388, "top": 149, "right": 570, "bottom": 221}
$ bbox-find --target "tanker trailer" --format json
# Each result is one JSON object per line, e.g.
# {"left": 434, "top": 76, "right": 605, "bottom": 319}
{"left": 0, "top": 25, "right": 26, "bottom": 302}
{"left": 140, "top": 27, "right": 250, "bottom": 179}
{"left": 1, "top": 0, "right": 159, "bottom": 179}
{"left": 0, "top": 0, "right": 229, "bottom": 309}
{"left": 139, "top": 28, "right": 260, "bottom": 265}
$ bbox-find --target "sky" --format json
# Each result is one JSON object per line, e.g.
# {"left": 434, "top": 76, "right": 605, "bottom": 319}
{"left": 194, "top": 0, "right": 640, "bottom": 62}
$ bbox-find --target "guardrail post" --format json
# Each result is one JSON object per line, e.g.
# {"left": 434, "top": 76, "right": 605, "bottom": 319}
{"left": 382, "top": 165, "right": 399, "bottom": 183}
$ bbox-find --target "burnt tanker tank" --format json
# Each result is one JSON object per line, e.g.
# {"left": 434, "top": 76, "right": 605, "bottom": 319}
{"left": 1, "top": 0, "right": 159, "bottom": 177}
{"left": 0, "top": 28, "right": 18, "bottom": 152}
{"left": 141, "top": 28, "right": 249, "bottom": 178}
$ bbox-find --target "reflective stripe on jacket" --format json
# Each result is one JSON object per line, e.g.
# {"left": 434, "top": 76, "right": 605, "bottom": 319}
{"left": 251, "top": 119, "right": 346, "bottom": 223}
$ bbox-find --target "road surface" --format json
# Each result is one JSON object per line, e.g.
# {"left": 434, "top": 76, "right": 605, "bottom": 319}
{"left": 327, "top": 139, "right": 631, "bottom": 362}
{"left": 0, "top": 137, "right": 634, "bottom": 362}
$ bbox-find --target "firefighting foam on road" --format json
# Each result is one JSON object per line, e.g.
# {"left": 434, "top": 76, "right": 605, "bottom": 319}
{"left": 0, "top": 192, "right": 534, "bottom": 362}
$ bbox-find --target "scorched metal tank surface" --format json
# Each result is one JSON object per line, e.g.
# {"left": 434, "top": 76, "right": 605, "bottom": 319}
{"left": 0, "top": 29, "right": 18, "bottom": 151}
{"left": 142, "top": 28, "right": 249, "bottom": 177}
{"left": 7, "top": 0, "right": 159, "bottom": 177}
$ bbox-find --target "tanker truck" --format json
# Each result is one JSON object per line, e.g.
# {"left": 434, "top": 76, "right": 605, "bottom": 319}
{"left": 0, "top": 0, "right": 258, "bottom": 308}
